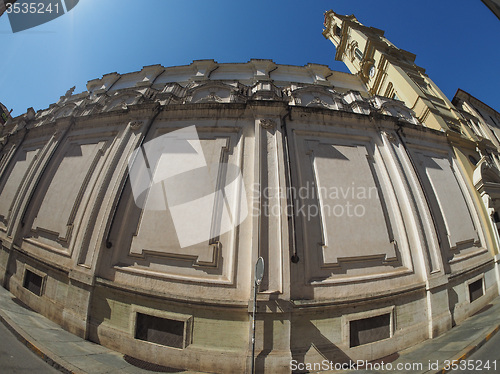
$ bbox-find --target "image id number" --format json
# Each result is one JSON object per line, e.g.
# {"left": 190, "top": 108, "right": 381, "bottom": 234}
{"left": 6, "top": 2, "right": 61, "bottom": 14}
{"left": 443, "top": 359, "right": 497, "bottom": 371}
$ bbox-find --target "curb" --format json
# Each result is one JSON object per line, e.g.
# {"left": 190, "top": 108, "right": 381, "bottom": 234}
{"left": 0, "top": 309, "right": 85, "bottom": 374}
{"left": 432, "top": 324, "right": 500, "bottom": 374}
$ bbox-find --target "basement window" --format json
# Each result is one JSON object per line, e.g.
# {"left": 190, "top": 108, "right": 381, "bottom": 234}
{"left": 23, "top": 269, "right": 44, "bottom": 296}
{"left": 135, "top": 313, "right": 191, "bottom": 349}
{"left": 349, "top": 313, "right": 391, "bottom": 347}
{"left": 469, "top": 279, "right": 484, "bottom": 303}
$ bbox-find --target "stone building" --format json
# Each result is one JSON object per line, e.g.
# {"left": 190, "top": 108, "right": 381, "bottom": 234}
{"left": 0, "top": 102, "right": 11, "bottom": 125}
{"left": 482, "top": 0, "right": 500, "bottom": 19}
{"left": 0, "top": 11, "right": 499, "bottom": 374}
{"left": 0, "top": 0, "right": 17, "bottom": 18}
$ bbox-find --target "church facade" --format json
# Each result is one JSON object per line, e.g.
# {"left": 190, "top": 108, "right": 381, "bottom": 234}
{"left": 0, "top": 11, "right": 498, "bottom": 373}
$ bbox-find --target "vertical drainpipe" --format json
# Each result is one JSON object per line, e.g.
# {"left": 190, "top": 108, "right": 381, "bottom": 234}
{"left": 281, "top": 106, "right": 299, "bottom": 263}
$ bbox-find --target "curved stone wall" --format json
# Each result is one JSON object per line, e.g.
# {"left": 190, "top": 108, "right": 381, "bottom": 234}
{"left": 0, "top": 60, "right": 497, "bottom": 373}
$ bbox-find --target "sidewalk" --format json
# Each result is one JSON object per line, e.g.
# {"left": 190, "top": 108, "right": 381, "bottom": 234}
{"left": 0, "top": 284, "right": 499, "bottom": 374}
{"left": 0, "top": 286, "right": 202, "bottom": 374}
{"left": 335, "top": 298, "right": 500, "bottom": 374}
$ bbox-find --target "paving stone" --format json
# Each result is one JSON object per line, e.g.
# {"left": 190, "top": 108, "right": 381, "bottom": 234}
{"left": 26, "top": 327, "right": 78, "bottom": 342}
{"left": 77, "top": 342, "right": 112, "bottom": 355}
{"left": 89, "top": 353, "right": 129, "bottom": 369}
{"left": 438, "top": 341, "right": 470, "bottom": 351}
{"left": 66, "top": 355, "right": 117, "bottom": 373}
{"left": 42, "top": 341, "right": 94, "bottom": 357}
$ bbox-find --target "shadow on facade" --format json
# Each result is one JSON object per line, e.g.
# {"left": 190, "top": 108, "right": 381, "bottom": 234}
{"left": 290, "top": 319, "right": 353, "bottom": 373}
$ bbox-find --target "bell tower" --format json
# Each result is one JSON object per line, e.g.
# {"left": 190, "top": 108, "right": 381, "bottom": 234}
{"left": 323, "top": 11, "right": 466, "bottom": 133}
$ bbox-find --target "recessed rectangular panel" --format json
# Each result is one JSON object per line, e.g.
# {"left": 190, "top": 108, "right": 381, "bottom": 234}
{"left": 0, "top": 148, "right": 39, "bottom": 225}
{"left": 105, "top": 129, "right": 243, "bottom": 285}
{"left": 312, "top": 143, "right": 395, "bottom": 265}
{"left": 31, "top": 141, "right": 105, "bottom": 244}
{"left": 130, "top": 137, "right": 231, "bottom": 265}
{"left": 421, "top": 155, "right": 479, "bottom": 250}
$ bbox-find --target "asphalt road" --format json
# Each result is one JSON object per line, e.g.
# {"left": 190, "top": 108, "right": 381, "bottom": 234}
{"left": 0, "top": 321, "right": 60, "bottom": 374}
{"left": 448, "top": 330, "right": 500, "bottom": 374}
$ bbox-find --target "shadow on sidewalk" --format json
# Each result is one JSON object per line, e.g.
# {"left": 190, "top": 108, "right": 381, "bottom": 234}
{"left": 11, "top": 297, "right": 34, "bottom": 311}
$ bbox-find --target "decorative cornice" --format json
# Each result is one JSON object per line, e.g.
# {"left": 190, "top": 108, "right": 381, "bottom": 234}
{"left": 8, "top": 63, "right": 422, "bottom": 135}
{"left": 260, "top": 119, "right": 277, "bottom": 129}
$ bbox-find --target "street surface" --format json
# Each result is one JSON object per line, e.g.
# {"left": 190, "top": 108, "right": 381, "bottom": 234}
{"left": 0, "top": 321, "right": 60, "bottom": 373}
{"left": 448, "top": 331, "right": 500, "bottom": 374}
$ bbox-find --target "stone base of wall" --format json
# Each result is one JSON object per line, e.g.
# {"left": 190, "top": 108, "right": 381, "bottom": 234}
{"left": 4, "top": 248, "right": 91, "bottom": 338}
{"left": 0, "top": 248, "right": 498, "bottom": 373}
{"left": 0, "top": 244, "right": 10, "bottom": 287}
{"left": 88, "top": 282, "right": 251, "bottom": 373}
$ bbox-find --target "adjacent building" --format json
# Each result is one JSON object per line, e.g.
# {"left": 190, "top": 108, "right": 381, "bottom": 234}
{"left": 0, "top": 0, "right": 17, "bottom": 18}
{"left": 482, "top": 0, "right": 500, "bottom": 19}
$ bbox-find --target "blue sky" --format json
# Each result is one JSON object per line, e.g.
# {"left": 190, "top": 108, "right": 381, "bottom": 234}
{"left": 1, "top": 0, "right": 499, "bottom": 117}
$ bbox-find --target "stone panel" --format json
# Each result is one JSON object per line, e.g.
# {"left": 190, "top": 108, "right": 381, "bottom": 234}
{"left": 29, "top": 141, "right": 106, "bottom": 250}
{"left": 101, "top": 124, "right": 246, "bottom": 298}
{"left": 0, "top": 146, "right": 41, "bottom": 230}
{"left": 129, "top": 137, "right": 231, "bottom": 264}
{"left": 21, "top": 132, "right": 113, "bottom": 259}
{"left": 291, "top": 129, "right": 414, "bottom": 290}
{"left": 418, "top": 152, "right": 480, "bottom": 252}
{"left": 308, "top": 141, "right": 396, "bottom": 265}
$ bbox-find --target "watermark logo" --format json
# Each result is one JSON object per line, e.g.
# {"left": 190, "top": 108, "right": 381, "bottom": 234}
{"left": 4, "top": 0, "right": 79, "bottom": 33}
{"left": 252, "top": 182, "right": 378, "bottom": 221}
{"left": 127, "top": 126, "right": 248, "bottom": 248}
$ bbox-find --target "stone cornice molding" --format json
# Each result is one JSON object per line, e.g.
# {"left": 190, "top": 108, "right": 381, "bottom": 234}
{"left": 8, "top": 63, "right": 424, "bottom": 137}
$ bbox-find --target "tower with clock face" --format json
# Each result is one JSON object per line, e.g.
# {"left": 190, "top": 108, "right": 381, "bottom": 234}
{"left": 322, "top": 11, "right": 467, "bottom": 134}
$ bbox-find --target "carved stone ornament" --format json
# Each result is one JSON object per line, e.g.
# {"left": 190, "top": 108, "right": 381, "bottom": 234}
{"left": 65, "top": 86, "right": 76, "bottom": 98}
{"left": 260, "top": 119, "right": 277, "bottom": 129}
{"left": 310, "top": 96, "right": 329, "bottom": 108}
{"left": 129, "top": 120, "right": 143, "bottom": 130}
{"left": 207, "top": 92, "right": 223, "bottom": 102}
{"left": 383, "top": 131, "right": 397, "bottom": 143}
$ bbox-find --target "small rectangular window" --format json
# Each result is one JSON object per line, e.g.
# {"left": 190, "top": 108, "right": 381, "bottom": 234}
{"left": 23, "top": 269, "right": 43, "bottom": 296}
{"left": 469, "top": 279, "right": 484, "bottom": 303}
{"left": 355, "top": 48, "right": 364, "bottom": 61}
{"left": 350, "top": 313, "right": 391, "bottom": 347}
{"left": 135, "top": 313, "right": 190, "bottom": 349}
